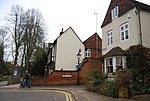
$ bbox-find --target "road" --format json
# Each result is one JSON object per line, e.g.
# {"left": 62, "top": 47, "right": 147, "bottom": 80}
{"left": 0, "top": 85, "right": 74, "bottom": 101}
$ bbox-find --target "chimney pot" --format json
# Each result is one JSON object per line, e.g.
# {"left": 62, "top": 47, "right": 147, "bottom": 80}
{"left": 60, "top": 28, "right": 63, "bottom": 35}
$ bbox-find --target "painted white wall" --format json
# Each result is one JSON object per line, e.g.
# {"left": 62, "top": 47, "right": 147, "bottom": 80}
{"left": 102, "top": 8, "right": 140, "bottom": 55}
{"left": 140, "top": 10, "right": 150, "bottom": 48}
{"left": 55, "top": 28, "right": 85, "bottom": 71}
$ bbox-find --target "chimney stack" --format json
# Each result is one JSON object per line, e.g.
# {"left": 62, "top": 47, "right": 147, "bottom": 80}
{"left": 60, "top": 28, "right": 63, "bottom": 35}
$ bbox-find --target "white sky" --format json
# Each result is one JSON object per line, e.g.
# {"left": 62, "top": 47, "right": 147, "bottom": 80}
{"left": 0, "top": 0, "right": 150, "bottom": 43}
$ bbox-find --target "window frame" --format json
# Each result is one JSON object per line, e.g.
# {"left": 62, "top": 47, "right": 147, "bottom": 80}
{"left": 85, "top": 49, "right": 91, "bottom": 57}
{"left": 111, "top": 6, "right": 119, "bottom": 20}
{"left": 116, "top": 56, "right": 123, "bottom": 67}
{"left": 107, "top": 31, "right": 113, "bottom": 46}
{"left": 120, "top": 23, "right": 129, "bottom": 42}
{"left": 106, "top": 58, "right": 113, "bottom": 73}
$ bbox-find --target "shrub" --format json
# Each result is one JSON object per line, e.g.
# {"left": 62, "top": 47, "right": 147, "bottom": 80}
{"left": 3, "top": 76, "right": 8, "bottom": 81}
{"left": 87, "top": 72, "right": 118, "bottom": 98}
{"left": 144, "top": 87, "right": 150, "bottom": 94}
{"left": 88, "top": 68, "right": 101, "bottom": 85}
{"left": 104, "top": 81, "right": 118, "bottom": 98}
{"left": 87, "top": 68, "right": 119, "bottom": 98}
{"left": 129, "top": 81, "right": 143, "bottom": 91}
{"left": 86, "top": 82, "right": 95, "bottom": 92}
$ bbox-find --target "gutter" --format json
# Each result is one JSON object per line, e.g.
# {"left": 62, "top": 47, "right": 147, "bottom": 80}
{"left": 137, "top": 7, "right": 143, "bottom": 45}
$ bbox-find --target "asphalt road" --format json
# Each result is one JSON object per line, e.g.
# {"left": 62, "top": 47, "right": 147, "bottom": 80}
{"left": 0, "top": 85, "right": 73, "bottom": 101}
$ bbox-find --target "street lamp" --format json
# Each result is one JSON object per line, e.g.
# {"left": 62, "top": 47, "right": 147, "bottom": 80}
{"left": 45, "top": 66, "right": 47, "bottom": 77}
{"left": 76, "top": 49, "right": 81, "bottom": 85}
{"left": 45, "top": 66, "right": 47, "bottom": 85}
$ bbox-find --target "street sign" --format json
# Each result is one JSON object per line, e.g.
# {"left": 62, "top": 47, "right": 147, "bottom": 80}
{"left": 76, "top": 65, "right": 81, "bottom": 69}
{"left": 14, "top": 64, "right": 19, "bottom": 68}
{"left": 13, "top": 69, "right": 18, "bottom": 76}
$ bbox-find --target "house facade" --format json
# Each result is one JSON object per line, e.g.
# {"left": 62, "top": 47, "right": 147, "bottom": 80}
{"left": 101, "top": 0, "right": 150, "bottom": 74}
{"left": 47, "top": 27, "right": 85, "bottom": 73}
{"left": 44, "top": 27, "right": 86, "bottom": 85}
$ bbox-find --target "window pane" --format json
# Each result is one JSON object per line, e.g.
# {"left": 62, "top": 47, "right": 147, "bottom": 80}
{"left": 115, "top": 7, "right": 118, "bottom": 16}
{"left": 108, "top": 38, "right": 110, "bottom": 45}
{"left": 110, "top": 32, "right": 113, "bottom": 36}
{"left": 125, "top": 30, "right": 129, "bottom": 39}
{"left": 116, "top": 57, "right": 122, "bottom": 66}
{"left": 110, "top": 58, "right": 113, "bottom": 65}
{"left": 125, "top": 24, "right": 128, "bottom": 29}
{"left": 111, "top": 37, "right": 113, "bottom": 44}
{"left": 121, "top": 26, "right": 124, "bottom": 31}
{"left": 121, "top": 32, "right": 124, "bottom": 40}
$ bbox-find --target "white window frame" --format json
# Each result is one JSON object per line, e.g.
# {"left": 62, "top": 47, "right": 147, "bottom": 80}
{"left": 106, "top": 58, "right": 113, "bottom": 73}
{"left": 107, "top": 31, "right": 113, "bottom": 46}
{"left": 111, "top": 6, "right": 119, "bottom": 20}
{"left": 116, "top": 57, "right": 123, "bottom": 67}
{"left": 85, "top": 49, "right": 91, "bottom": 57}
{"left": 120, "top": 23, "right": 129, "bottom": 42}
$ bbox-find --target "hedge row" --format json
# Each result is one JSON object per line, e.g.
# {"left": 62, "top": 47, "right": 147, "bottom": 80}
{"left": 86, "top": 81, "right": 118, "bottom": 98}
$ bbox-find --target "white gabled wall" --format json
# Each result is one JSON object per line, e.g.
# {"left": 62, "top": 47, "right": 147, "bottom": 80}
{"left": 55, "top": 28, "right": 85, "bottom": 71}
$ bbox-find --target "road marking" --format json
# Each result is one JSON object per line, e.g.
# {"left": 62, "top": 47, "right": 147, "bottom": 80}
{"left": 0, "top": 89, "right": 73, "bottom": 101}
{"left": 48, "top": 90, "right": 73, "bottom": 101}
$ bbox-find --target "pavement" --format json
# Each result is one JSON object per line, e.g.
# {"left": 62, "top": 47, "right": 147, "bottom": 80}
{"left": 0, "top": 81, "right": 150, "bottom": 101}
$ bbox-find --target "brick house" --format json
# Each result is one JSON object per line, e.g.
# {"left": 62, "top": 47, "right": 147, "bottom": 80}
{"left": 81, "top": 33, "right": 102, "bottom": 79}
{"left": 101, "top": 0, "right": 150, "bottom": 76}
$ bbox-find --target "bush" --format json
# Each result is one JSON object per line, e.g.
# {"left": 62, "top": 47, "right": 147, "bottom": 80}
{"left": 129, "top": 81, "right": 143, "bottom": 91}
{"left": 88, "top": 68, "right": 101, "bottom": 85}
{"left": 87, "top": 68, "right": 119, "bottom": 98}
{"left": 3, "top": 76, "right": 8, "bottom": 81}
{"left": 144, "top": 87, "right": 150, "bottom": 94}
{"left": 87, "top": 74, "right": 118, "bottom": 98}
{"left": 103, "top": 81, "right": 118, "bottom": 98}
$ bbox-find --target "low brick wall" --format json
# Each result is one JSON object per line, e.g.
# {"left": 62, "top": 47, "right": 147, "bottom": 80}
{"left": 32, "top": 79, "right": 45, "bottom": 86}
{"left": 32, "top": 58, "right": 102, "bottom": 86}
{"left": 32, "top": 70, "right": 86, "bottom": 86}
{"left": 45, "top": 70, "right": 85, "bottom": 85}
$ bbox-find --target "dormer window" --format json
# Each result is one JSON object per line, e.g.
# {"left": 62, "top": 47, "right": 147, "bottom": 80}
{"left": 111, "top": 6, "right": 119, "bottom": 20}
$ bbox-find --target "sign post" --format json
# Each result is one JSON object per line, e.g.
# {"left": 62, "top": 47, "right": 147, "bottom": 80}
{"left": 14, "top": 64, "right": 19, "bottom": 77}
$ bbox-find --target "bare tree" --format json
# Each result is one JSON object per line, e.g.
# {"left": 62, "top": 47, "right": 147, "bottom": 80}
{"left": 0, "top": 26, "right": 9, "bottom": 66}
{"left": 22, "top": 8, "right": 46, "bottom": 69}
{"left": 6, "top": 5, "right": 24, "bottom": 65}
{"left": 6, "top": 5, "right": 47, "bottom": 73}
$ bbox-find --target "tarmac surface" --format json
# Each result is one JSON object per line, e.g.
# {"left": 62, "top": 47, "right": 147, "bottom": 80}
{"left": 0, "top": 81, "right": 150, "bottom": 101}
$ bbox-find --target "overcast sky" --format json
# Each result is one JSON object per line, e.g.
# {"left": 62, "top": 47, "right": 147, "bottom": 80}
{"left": 0, "top": 0, "right": 150, "bottom": 43}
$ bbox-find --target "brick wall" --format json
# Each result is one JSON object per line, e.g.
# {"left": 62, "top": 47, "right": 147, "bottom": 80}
{"left": 41, "top": 58, "right": 102, "bottom": 86}
{"left": 45, "top": 71, "right": 78, "bottom": 85}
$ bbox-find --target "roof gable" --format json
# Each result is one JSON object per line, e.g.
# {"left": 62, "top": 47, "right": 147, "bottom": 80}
{"left": 83, "top": 33, "right": 102, "bottom": 49}
{"left": 101, "top": 0, "right": 150, "bottom": 28}
{"left": 53, "top": 26, "right": 83, "bottom": 45}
